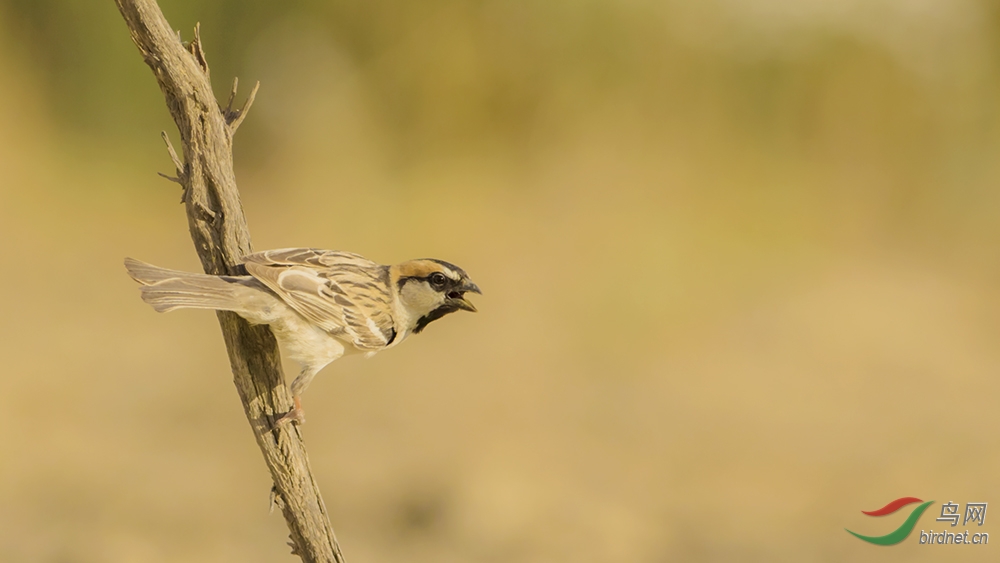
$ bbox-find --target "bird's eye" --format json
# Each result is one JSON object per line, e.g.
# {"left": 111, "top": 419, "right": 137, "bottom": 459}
{"left": 429, "top": 272, "right": 448, "bottom": 288}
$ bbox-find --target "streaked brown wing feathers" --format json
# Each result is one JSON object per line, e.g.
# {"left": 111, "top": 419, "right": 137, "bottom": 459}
{"left": 242, "top": 249, "right": 395, "bottom": 349}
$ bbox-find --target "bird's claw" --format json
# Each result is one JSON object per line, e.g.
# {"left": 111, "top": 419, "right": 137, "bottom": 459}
{"left": 276, "top": 407, "right": 306, "bottom": 427}
{"left": 276, "top": 395, "right": 306, "bottom": 427}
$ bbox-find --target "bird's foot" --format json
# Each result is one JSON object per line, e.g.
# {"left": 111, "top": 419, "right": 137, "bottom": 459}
{"left": 276, "top": 408, "right": 305, "bottom": 426}
{"left": 276, "top": 395, "right": 306, "bottom": 427}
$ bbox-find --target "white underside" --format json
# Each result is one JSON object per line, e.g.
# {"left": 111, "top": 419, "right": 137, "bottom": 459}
{"left": 236, "top": 290, "right": 363, "bottom": 388}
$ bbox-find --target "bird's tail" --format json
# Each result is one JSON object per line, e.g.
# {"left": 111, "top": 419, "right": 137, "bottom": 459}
{"left": 124, "top": 257, "right": 251, "bottom": 314}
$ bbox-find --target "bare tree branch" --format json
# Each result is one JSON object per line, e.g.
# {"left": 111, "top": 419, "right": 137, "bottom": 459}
{"left": 114, "top": 1, "right": 345, "bottom": 561}
{"left": 228, "top": 80, "right": 260, "bottom": 133}
{"left": 223, "top": 76, "right": 240, "bottom": 116}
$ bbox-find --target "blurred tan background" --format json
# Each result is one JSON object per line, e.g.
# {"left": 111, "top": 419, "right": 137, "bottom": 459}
{"left": 2, "top": 0, "right": 1000, "bottom": 561}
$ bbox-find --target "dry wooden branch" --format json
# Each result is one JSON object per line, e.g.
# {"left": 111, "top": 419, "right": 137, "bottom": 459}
{"left": 114, "top": 1, "right": 345, "bottom": 561}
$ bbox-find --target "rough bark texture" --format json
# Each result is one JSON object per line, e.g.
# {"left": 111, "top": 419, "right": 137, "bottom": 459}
{"left": 114, "top": 1, "right": 345, "bottom": 561}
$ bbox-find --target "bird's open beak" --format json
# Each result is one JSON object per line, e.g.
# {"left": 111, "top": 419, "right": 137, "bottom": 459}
{"left": 464, "top": 281, "right": 482, "bottom": 295}
{"left": 451, "top": 281, "right": 481, "bottom": 312}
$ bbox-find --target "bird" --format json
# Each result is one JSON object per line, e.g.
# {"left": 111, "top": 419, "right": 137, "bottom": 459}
{"left": 124, "top": 248, "right": 480, "bottom": 424}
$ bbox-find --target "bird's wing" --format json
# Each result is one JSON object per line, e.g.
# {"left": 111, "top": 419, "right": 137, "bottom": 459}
{"left": 242, "top": 248, "right": 396, "bottom": 350}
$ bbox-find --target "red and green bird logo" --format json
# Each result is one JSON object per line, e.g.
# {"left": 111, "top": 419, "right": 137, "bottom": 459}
{"left": 846, "top": 497, "right": 934, "bottom": 545}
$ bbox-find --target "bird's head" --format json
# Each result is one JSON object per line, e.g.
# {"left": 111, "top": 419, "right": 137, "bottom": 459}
{"left": 391, "top": 259, "right": 481, "bottom": 334}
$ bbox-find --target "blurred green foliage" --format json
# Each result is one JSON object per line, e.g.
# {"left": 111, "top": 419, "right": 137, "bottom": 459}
{"left": 5, "top": 1, "right": 1000, "bottom": 251}
{"left": 8, "top": 1, "right": 996, "bottom": 170}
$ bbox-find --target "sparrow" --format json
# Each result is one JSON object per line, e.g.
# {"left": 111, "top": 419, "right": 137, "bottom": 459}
{"left": 125, "top": 248, "right": 481, "bottom": 424}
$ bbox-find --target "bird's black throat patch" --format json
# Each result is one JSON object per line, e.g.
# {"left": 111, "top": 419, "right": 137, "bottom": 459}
{"left": 413, "top": 303, "right": 461, "bottom": 334}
